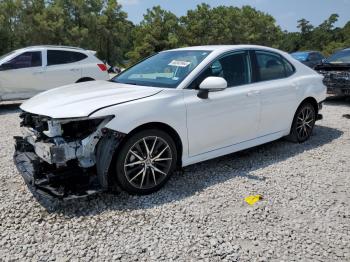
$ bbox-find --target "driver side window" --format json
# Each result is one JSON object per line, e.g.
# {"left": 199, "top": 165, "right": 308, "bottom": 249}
{"left": 188, "top": 51, "right": 251, "bottom": 89}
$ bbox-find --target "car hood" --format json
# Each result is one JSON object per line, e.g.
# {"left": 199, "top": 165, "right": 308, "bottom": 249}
{"left": 20, "top": 80, "right": 163, "bottom": 118}
{"left": 315, "top": 62, "right": 350, "bottom": 72}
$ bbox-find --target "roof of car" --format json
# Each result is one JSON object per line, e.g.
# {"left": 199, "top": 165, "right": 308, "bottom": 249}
{"left": 16, "top": 45, "right": 86, "bottom": 52}
{"left": 170, "top": 45, "right": 272, "bottom": 51}
{"left": 168, "top": 45, "right": 289, "bottom": 54}
{"left": 291, "top": 51, "right": 315, "bottom": 54}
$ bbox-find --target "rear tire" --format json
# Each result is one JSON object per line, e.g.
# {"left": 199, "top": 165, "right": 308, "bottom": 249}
{"left": 114, "top": 129, "right": 177, "bottom": 195}
{"left": 76, "top": 77, "right": 94, "bottom": 83}
{"left": 288, "top": 102, "right": 316, "bottom": 143}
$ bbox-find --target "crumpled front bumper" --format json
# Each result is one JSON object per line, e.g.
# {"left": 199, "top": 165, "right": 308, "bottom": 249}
{"left": 14, "top": 137, "right": 103, "bottom": 200}
{"left": 322, "top": 71, "right": 350, "bottom": 95}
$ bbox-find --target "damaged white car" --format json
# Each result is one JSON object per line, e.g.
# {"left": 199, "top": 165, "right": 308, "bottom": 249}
{"left": 14, "top": 45, "right": 326, "bottom": 199}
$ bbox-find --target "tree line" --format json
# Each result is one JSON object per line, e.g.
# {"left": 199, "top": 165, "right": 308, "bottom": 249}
{"left": 1, "top": 1, "right": 350, "bottom": 65}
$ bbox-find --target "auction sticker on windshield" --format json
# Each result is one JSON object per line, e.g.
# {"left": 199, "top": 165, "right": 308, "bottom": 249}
{"left": 168, "top": 60, "right": 191, "bottom": 67}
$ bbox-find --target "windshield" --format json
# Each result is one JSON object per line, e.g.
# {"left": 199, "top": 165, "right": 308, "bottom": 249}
{"left": 291, "top": 52, "right": 308, "bottom": 62}
{"left": 112, "top": 50, "right": 211, "bottom": 88}
{"left": 326, "top": 50, "right": 350, "bottom": 64}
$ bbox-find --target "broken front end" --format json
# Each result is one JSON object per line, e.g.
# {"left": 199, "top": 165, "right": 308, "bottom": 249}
{"left": 316, "top": 64, "right": 350, "bottom": 96}
{"left": 14, "top": 112, "right": 123, "bottom": 200}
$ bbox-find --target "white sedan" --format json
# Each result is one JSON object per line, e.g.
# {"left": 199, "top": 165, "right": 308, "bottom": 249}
{"left": 14, "top": 45, "right": 326, "bottom": 199}
{"left": 0, "top": 45, "right": 109, "bottom": 101}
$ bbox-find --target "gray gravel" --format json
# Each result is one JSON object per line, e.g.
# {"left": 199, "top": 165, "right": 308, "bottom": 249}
{"left": 0, "top": 99, "right": 349, "bottom": 261}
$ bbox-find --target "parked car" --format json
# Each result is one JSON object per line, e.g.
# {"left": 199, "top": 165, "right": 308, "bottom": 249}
{"left": 106, "top": 63, "right": 122, "bottom": 74}
{"left": 0, "top": 45, "right": 109, "bottom": 101}
{"left": 14, "top": 45, "right": 326, "bottom": 199}
{"left": 314, "top": 48, "right": 350, "bottom": 96}
{"left": 291, "top": 51, "right": 325, "bottom": 68}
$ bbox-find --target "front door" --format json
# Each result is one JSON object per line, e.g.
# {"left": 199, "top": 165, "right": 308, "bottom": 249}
{"left": 184, "top": 51, "right": 261, "bottom": 157}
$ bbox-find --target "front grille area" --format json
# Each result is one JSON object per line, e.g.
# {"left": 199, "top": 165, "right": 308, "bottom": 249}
{"left": 320, "top": 71, "right": 350, "bottom": 90}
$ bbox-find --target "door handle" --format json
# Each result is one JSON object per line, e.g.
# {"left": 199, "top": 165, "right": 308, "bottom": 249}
{"left": 246, "top": 90, "right": 260, "bottom": 97}
{"left": 70, "top": 68, "right": 79, "bottom": 72}
{"left": 33, "top": 71, "right": 44, "bottom": 75}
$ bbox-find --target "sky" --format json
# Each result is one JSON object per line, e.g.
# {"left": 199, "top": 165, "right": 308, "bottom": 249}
{"left": 119, "top": 0, "right": 350, "bottom": 32}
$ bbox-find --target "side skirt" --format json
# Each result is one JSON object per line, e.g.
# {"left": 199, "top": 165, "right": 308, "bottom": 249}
{"left": 182, "top": 130, "right": 287, "bottom": 167}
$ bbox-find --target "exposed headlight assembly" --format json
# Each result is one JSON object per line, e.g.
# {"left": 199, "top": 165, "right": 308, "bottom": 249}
{"left": 44, "top": 115, "right": 114, "bottom": 140}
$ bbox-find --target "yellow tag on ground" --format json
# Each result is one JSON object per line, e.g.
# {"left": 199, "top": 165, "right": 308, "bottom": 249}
{"left": 244, "top": 195, "right": 263, "bottom": 205}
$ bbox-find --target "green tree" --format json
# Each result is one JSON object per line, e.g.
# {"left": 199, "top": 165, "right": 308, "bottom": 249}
{"left": 181, "top": 4, "right": 282, "bottom": 47}
{"left": 310, "top": 14, "right": 340, "bottom": 52}
{"left": 0, "top": 0, "right": 23, "bottom": 53}
{"left": 279, "top": 31, "right": 302, "bottom": 52}
{"left": 180, "top": 3, "right": 213, "bottom": 45}
{"left": 341, "top": 21, "right": 350, "bottom": 47}
{"left": 0, "top": 1, "right": 349, "bottom": 64}
{"left": 96, "top": 0, "right": 133, "bottom": 64}
{"left": 0, "top": 0, "right": 133, "bottom": 65}
{"left": 127, "top": 6, "right": 181, "bottom": 63}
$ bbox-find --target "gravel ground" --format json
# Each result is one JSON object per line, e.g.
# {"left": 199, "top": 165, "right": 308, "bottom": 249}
{"left": 0, "top": 99, "right": 349, "bottom": 261}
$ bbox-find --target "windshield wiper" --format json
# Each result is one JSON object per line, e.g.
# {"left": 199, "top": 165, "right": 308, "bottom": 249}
{"left": 111, "top": 79, "right": 138, "bottom": 85}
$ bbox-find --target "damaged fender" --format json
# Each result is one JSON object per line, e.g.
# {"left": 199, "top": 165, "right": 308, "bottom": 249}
{"left": 96, "top": 129, "right": 125, "bottom": 190}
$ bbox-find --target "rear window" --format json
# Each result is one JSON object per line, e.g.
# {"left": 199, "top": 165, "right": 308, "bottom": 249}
{"left": 256, "top": 51, "right": 295, "bottom": 81}
{"left": 47, "top": 50, "right": 87, "bottom": 66}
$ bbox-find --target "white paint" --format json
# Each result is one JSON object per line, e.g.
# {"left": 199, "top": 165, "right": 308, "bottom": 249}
{"left": 20, "top": 45, "right": 327, "bottom": 168}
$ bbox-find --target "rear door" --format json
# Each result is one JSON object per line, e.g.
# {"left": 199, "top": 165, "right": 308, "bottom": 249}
{"left": 43, "top": 50, "right": 85, "bottom": 88}
{"left": 251, "top": 50, "right": 297, "bottom": 137}
{"left": 0, "top": 51, "right": 44, "bottom": 99}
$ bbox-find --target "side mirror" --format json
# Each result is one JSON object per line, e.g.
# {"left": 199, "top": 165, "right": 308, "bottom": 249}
{"left": 197, "top": 77, "right": 227, "bottom": 99}
{"left": 321, "top": 58, "right": 327, "bottom": 63}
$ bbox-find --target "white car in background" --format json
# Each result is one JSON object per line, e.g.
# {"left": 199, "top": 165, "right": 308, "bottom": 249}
{"left": 14, "top": 45, "right": 326, "bottom": 200}
{"left": 0, "top": 45, "right": 109, "bottom": 101}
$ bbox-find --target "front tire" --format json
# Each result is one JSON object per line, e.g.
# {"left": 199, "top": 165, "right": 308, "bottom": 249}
{"left": 114, "top": 129, "right": 177, "bottom": 195}
{"left": 289, "top": 102, "right": 316, "bottom": 143}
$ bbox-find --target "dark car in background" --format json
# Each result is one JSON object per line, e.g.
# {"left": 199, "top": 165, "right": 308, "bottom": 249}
{"left": 291, "top": 51, "right": 325, "bottom": 69}
{"left": 315, "top": 48, "right": 350, "bottom": 96}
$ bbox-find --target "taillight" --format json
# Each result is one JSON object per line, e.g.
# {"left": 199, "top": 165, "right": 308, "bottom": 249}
{"left": 97, "top": 64, "right": 107, "bottom": 71}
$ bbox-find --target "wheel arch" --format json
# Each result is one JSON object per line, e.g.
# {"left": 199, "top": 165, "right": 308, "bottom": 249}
{"left": 300, "top": 97, "right": 319, "bottom": 114}
{"left": 121, "top": 122, "right": 183, "bottom": 168}
{"left": 99, "top": 122, "right": 183, "bottom": 191}
{"left": 288, "top": 96, "right": 318, "bottom": 136}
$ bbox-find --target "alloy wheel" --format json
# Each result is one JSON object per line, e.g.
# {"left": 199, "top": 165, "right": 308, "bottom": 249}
{"left": 123, "top": 136, "right": 173, "bottom": 189}
{"left": 296, "top": 105, "right": 315, "bottom": 141}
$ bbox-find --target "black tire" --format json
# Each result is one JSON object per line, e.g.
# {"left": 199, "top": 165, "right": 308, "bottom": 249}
{"left": 288, "top": 102, "right": 316, "bottom": 143}
{"left": 114, "top": 129, "right": 177, "bottom": 195}
{"left": 76, "top": 77, "right": 94, "bottom": 83}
